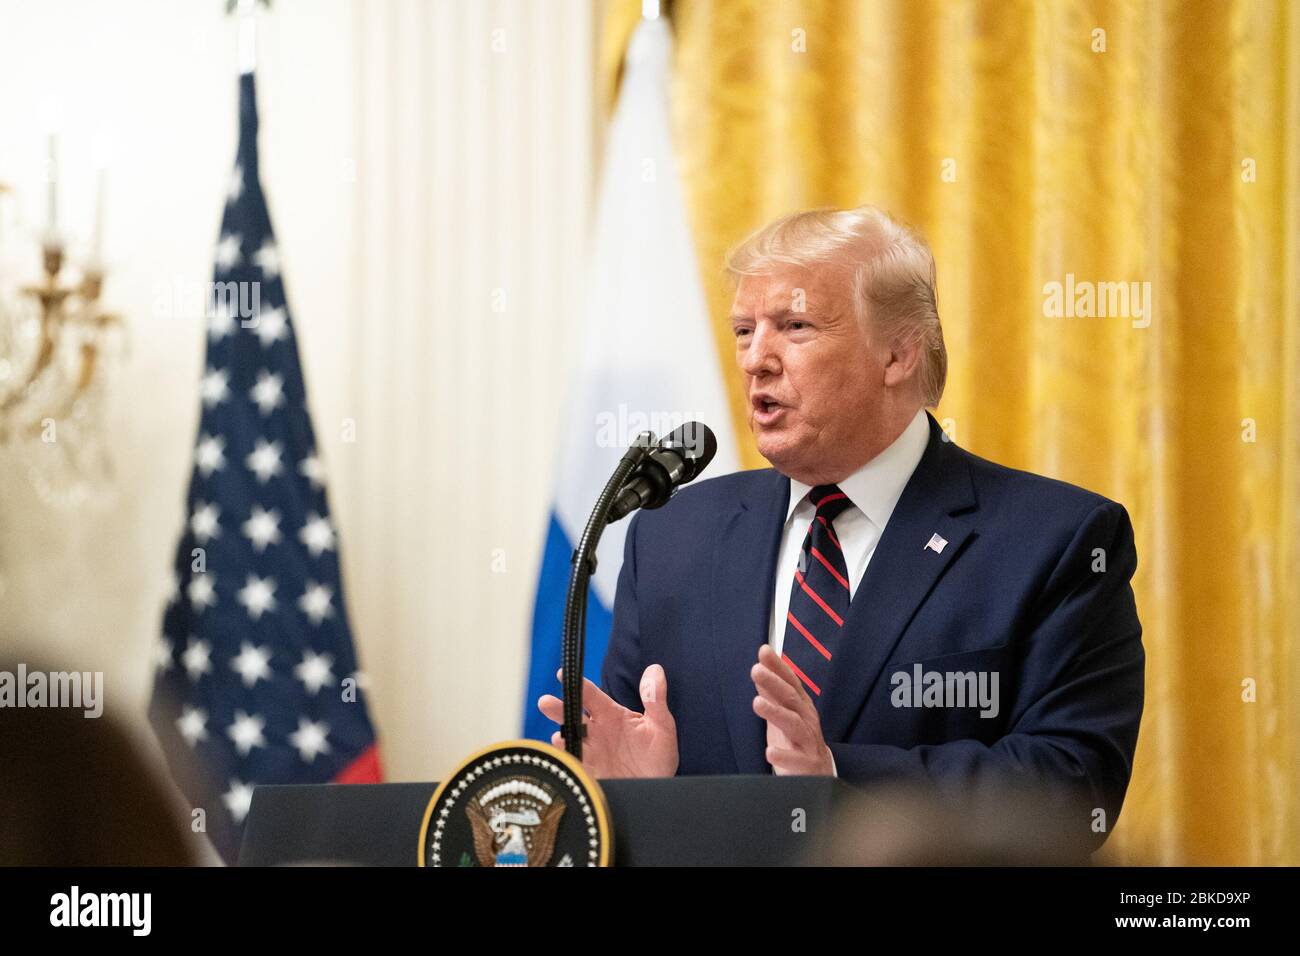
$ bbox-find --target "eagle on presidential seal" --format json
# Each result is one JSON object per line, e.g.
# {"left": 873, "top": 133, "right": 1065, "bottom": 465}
{"left": 465, "top": 776, "right": 567, "bottom": 867}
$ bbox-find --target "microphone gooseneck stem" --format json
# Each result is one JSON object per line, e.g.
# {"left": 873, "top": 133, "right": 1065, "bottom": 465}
{"left": 560, "top": 432, "right": 654, "bottom": 759}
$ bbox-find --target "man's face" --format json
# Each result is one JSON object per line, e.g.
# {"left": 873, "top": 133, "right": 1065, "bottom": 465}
{"left": 730, "top": 267, "right": 888, "bottom": 485}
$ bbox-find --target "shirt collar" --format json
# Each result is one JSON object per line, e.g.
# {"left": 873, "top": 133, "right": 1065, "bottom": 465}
{"left": 785, "top": 408, "right": 931, "bottom": 529}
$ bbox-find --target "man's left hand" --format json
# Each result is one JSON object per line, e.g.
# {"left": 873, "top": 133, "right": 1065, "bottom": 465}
{"left": 751, "top": 644, "right": 835, "bottom": 776}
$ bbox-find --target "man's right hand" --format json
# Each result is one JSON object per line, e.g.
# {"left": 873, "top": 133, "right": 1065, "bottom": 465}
{"left": 536, "top": 664, "right": 678, "bottom": 779}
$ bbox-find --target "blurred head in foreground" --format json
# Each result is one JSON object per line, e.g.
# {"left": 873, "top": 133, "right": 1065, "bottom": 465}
{"left": 0, "top": 660, "right": 194, "bottom": 865}
{"left": 727, "top": 205, "right": 944, "bottom": 484}
{"left": 818, "top": 782, "right": 1107, "bottom": 866}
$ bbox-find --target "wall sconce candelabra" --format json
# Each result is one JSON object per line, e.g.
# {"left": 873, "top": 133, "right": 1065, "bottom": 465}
{"left": 0, "top": 176, "right": 125, "bottom": 507}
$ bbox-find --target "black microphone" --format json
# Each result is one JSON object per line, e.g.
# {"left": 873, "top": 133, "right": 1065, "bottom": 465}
{"left": 607, "top": 422, "right": 717, "bottom": 523}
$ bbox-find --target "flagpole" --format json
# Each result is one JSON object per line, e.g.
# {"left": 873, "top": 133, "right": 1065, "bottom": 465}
{"left": 237, "top": 0, "right": 257, "bottom": 75}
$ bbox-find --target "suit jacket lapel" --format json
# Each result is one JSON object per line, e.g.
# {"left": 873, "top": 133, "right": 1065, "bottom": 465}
{"left": 819, "top": 415, "right": 979, "bottom": 744}
{"left": 711, "top": 469, "right": 788, "bottom": 774}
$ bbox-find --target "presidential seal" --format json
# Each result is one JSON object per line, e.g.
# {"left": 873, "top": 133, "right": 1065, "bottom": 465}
{"left": 417, "top": 739, "right": 613, "bottom": 867}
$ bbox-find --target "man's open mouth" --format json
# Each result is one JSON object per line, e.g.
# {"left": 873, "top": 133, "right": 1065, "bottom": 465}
{"left": 751, "top": 396, "right": 787, "bottom": 424}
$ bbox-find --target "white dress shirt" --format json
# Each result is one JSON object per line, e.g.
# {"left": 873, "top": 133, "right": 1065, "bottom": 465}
{"left": 765, "top": 409, "right": 930, "bottom": 776}
{"left": 768, "top": 408, "right": 932, "bottom": 655}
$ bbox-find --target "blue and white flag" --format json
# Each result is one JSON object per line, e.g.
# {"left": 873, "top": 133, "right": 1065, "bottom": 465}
{"left": 150, "top": 73, "right": 381, "bottom": 863}
{"left": 523, "top": 19, "right": 740, "bottom": 739}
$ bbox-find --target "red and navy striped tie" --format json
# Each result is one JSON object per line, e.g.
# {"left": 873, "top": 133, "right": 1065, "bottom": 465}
{"left": 782, "top": 484, "right": 853, "bottom": 707}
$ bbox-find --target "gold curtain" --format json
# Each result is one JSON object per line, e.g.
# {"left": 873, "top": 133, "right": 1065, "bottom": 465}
{"left": 601, "top": 0, "right": 1299, "bottom": 866}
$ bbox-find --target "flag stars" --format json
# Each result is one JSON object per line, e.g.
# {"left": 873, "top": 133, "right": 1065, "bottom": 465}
{"left": 214, "top": 233, "right": 243, "bottom": 272}
{"left": 223, "top": 779, "right": 254, "bottom": 823}
{"left": 288, "top": 717, "right": 332, "bottom": 763}
{"left": 195, "top": 434, "right": 227, "bottom": 477}
{"left": 249, "top": 369, "right": 285, "bottom": 416}
{"left": 230, "top": 641, "right": 274, "bottom": 688}
{"left": 176, "top": 705, "right": 209, "bottom": 747}
{"left": 181, "top": 636, "right": 213, "bottom": 681}
{"left": 206, "top": 301, "right": 236, "bottom": 341}
{"left": 241, "top": 504, "right": 282, "bottom": 552}
{"left": 154, "top": 636, "right": 174, "bottom": 672}
{"left": 294, "top": 650, "right": 336, "bottom": 695}
{"left": 190, "top": 501, "right": 222, "bottom": 544}
{"left": 299, "top": 513, "right": 336, "bottom": 557}
{"left": 226, "top": 711, "right": 267, "bottom": 757}
{"left": 237, "top": 574, "right": 278, "bottom": 620}
{"left": 299, "top": 453, "right": 325, "bottom": 490}
{"left": 252, "top": 306, "right": 288, "bottom": 347}
{"left": 253, "top": 240, "right": 280, "bottom": 277}
{"left": 297, "top": 581, "right": 335, "bottom": 626}
{"left": 200, "top": 367, "right": 231, "bottom": 408}
{"left": 187, "top": 574, "right": 218, "bottom": 612}
{"left": 245, "top": 438, "right": 284, "bottom": 483}
{"left": 227, "top": 164, "right": 244, "bottom": 203}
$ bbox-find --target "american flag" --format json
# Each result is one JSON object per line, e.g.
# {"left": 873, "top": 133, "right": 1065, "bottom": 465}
{"left": 150, "top": 73, "right": 381, "bottom": 863}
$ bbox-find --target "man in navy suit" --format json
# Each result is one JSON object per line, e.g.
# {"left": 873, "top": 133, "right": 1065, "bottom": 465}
{"left": 538, "top": 206, "right": 1144, "bottom": 842}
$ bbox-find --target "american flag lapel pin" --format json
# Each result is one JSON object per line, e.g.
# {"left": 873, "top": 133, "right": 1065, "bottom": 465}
{"left": 925, "top": 533, "right": 948, "bottom": 554}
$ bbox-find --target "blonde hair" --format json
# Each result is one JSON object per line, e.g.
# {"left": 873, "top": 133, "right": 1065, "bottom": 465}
{"left": 725, "top": 205, "right": 947, "bottom": 407}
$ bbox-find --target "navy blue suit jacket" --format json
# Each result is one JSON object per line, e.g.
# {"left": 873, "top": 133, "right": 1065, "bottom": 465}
{"left": 601, "top": 413, "right": 1144, "bottom": 836}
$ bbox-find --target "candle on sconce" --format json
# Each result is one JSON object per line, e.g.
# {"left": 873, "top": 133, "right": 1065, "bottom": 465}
{"left": 39, "top": 96, "right": 63, "bottom": 248}
{"left": 45, "top": 132, "right": 59, "bottom": 244}
{"left": 90, "top": 134, "right": 112, "bottom": 271}
{"left": 91, "top": 165, "right": 107, "bottom": 269}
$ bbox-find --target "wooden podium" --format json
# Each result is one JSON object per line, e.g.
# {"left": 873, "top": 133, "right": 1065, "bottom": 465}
{"left": 240, "top": 775, "right": 865, "bottom": 866}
